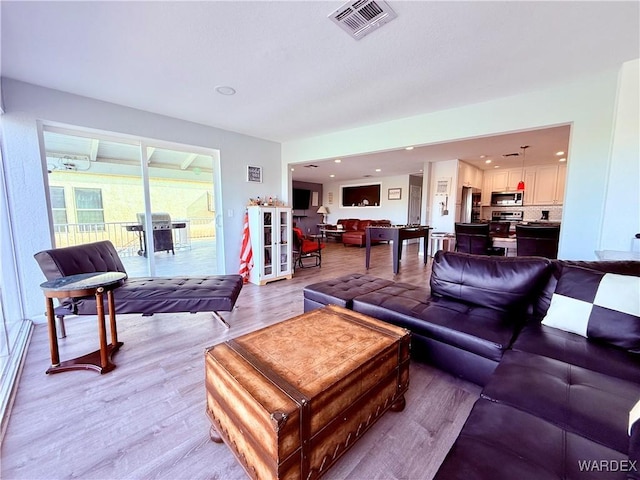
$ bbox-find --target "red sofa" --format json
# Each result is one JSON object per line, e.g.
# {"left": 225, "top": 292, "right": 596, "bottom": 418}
{"left": 337, "top": 218, "right": 392, "bottom": 247}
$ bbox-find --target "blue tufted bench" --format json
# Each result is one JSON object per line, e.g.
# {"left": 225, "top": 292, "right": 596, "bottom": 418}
{"left": 34, "top": 240, "right": 243, "bottom": 333}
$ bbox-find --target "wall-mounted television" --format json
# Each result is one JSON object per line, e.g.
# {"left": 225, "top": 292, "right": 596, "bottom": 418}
{"left": 292, "top": 188, "right": 311, "bottom": 210}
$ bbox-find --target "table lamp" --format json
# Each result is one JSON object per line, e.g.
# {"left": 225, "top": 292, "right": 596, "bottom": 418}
{"left": 317, "top": 205, "right": 329, "bottom": 224}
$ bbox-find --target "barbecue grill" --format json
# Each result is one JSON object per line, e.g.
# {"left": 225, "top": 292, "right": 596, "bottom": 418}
{"left": 126, "top": 212, "right": 185, "bottom": 256}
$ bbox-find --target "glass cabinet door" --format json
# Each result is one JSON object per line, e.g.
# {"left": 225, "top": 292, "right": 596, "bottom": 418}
{"left": 262, "top": 210, "right": 273, "bottom": 276}
{"left": 246, "top": 206, "right": 291, "bottom": 284}
{"left": 278, "top": 209, "right": 289, "bottom": 274}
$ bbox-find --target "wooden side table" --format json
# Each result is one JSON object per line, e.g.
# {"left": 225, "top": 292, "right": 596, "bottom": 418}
{"left": 318, "top": 226, "right": 344, "bottom": 242}
{"left": 40, "top": 272, "right": 126, "bottom": 375}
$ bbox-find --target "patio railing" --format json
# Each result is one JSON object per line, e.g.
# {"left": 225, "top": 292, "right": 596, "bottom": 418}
{"left": 53, "top": 217, "right": 215, "bottom": 257}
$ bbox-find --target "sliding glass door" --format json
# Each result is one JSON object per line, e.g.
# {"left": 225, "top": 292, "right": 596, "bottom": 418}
{"left": 142, "top": 144, "right": 218, "bottom": 276}
{"left": 0, "top": 145, "right": 33, "bottom": 439}
{"left": 42, "top": 127, "right": 220, "bottom": 277}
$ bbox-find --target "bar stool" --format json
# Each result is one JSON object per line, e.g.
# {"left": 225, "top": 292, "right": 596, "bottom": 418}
{"left": 430, "top": 232, "right": 455, "bottom": 257}
{"left": 455, "top": 223, "right": 505, "bottom": 256}
{"left": 516, "top": 224, "right": 560, "bottom": 259}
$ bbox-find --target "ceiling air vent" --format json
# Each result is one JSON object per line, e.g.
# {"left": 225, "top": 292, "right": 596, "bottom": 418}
{"left": 328, "top": 0, "right": 397, "bottom": 40}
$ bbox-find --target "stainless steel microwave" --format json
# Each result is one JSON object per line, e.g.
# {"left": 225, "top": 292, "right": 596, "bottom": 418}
{"left": 491, "top": 191, "right": 524, "bottom": 206}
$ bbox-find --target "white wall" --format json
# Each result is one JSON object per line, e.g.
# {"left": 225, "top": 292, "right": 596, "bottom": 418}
{"left": 0, "top": 6, "right": 3, "bottom": 115}
{"left": 1, "top": 79, "right": 281, "bottom": 318}
{"left": 428, "top": 160, "right": 458, "bottom": 233}
{"left": 283, "top": 66, "right": 635, "bottom": 260}
{"left": 600, "top": 59, "right": 640, "bottom": 253}
{"left": 322, "top": 174, "right": 410, "bottom": 225}
{"left": 2, "top": 60, "right": 637, "bottom": 318}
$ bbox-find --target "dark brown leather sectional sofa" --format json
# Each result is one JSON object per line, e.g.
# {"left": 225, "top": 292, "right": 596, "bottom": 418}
{"left": 337, "top": 218, "right": 391, "bottom": 247}
{"left": 304, "top": 252, "right": 640, "bottom": 479}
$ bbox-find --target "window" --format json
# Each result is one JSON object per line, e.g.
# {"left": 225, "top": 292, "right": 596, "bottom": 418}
{"left": 74, "top": 188, "right": 105, "bottom": 231}
{"left": 50, "top": 186, "right": 68, "bottom": 232}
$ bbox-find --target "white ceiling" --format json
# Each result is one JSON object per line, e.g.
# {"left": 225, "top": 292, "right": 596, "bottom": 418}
{"left": 2, "top": 1, "right": 638, "bottom": 183}
{"left": 291, "top": 124, "right": 571, "bottom": 182}
{"left": 43, "top": 129, "right": 214, "bottom": 175}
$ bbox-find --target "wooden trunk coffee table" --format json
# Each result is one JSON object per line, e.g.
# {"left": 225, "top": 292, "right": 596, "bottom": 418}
{"left": 205, "top": 305, "right": 410, "bottom": 480}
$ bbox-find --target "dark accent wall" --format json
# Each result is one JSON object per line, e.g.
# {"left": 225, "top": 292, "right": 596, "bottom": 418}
{"left": 292, "top": 180, "right": 324, "bottom": 234}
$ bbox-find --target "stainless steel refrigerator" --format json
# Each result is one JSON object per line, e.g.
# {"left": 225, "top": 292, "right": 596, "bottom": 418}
{"left": 460, "top": 187, "right": 482, "bottom": 223}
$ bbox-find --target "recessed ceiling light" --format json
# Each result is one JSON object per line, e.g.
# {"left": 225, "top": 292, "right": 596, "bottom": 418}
{"left": 375, "top": 168, "right": 381, "bottom": 172}
{"left": 215, "top": 85, "right": 236, "bottom": 96}
{"left": 334, "top": 159, "right": 342, "bottom": 163}
{"left": 485, "top": 159, "right": 492, "bottom": 164}
{"left": 494, "top": 165, "right": 500, "bottom": 169}
{"left": 330, "top": 174, "right": 335, "bottom": 178}
{"left": 559, "top": 158, "right": 566, "bottom": 162}
{"left": 405, "top": 146, "right": 414, "bottom": 151}
{"left": 290, "top": 168, "right": 295, "bottom": 171}
{"left": 480, "top": 155, "right": 486, "bottom": 159}
{"left": 556, "top": 151, "right": 565, "bottom": 156}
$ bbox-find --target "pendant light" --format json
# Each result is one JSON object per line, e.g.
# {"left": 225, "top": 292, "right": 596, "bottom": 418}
{"left": 517, "top": 145, "right": 529, "bottom": 191}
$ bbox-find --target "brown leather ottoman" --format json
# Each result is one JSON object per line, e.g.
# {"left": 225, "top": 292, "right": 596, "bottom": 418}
{"left": 205, "top": 305, "right": 410, "bottom": 479}
{"left": 303, "top": 273, "right": 393, "bottom": 312}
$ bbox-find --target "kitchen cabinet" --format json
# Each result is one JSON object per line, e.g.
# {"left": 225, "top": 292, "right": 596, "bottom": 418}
{"left": 247, "top": 206, "right": 292, "bottom": 285}
{"left": 481, "top": 167, "right": 535, "bottom": 206}
{"left": 473, "top": 167, "right": 484, "bottom": 189}
{"left": 486, "top": 168, "right": 528, "bottom": 192}
{"left": 532, "top": 164, "right": 566, "bottom": 205}
{"left": 481, "top": 172, "right": 492, "bottom": 206}
{"left": 487, "top": 168, "right": 521, "bottom": 191}
{"left": 522, "top": 169, "right": 537, "bottom": 205}
{"left": 481, "top": 165, "right": 565, "bottom": 207}
{"left": 458, "top": 161, "right": 482, "bottom": 189}
{"left": 458, "top": 161, "right": 469, "bottom": 189}
{"left": 491, "top": 170, "right": 509, "bottom": 192}
{"left": 506, "top": 169, "right": 525, "bottom": 191}
{"left": 556, "top": 164, "right": 567, "bottom": 203}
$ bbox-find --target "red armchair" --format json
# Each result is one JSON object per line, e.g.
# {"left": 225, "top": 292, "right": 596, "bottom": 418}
{"left": 292, "top": 227, "right": 325, "bottom": 269}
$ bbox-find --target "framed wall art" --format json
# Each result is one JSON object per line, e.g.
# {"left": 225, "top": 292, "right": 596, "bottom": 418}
{"left": 388, "top": 188, "right": 402, "bottom": 200}
{"left": 341, "top": 183, "right": 381, "bottom": 207}
{"left": 435, "top": 177, "right": 451, "bottom": 196}
{"left": 247, "top": 165, "right": 263, "bottom": 183}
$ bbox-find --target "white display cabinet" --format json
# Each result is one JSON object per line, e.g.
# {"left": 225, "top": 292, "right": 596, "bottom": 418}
{"left": 247, "top": 206, "right": 292, "bottom": 285}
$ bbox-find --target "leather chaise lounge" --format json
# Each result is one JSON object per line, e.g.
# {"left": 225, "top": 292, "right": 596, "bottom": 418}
{"left": 304, "top": 251, "right": 640, "bottom": 479}
{"left": 34, "top": 240, "right": 243, "bottom": 331}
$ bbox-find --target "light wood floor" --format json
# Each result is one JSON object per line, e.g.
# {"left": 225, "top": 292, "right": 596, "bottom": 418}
{"left": 1, "top": 242, "right": 481, "bottom": 480}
